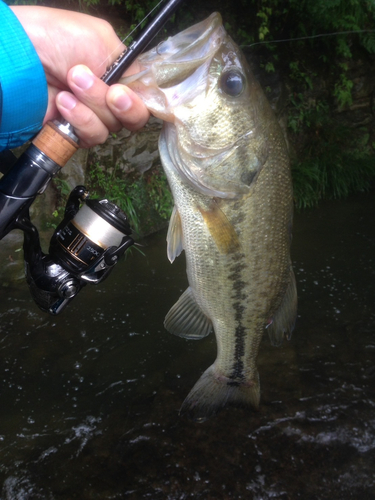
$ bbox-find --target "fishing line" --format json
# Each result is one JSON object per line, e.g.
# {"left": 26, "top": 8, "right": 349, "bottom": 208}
{"left": 240, "top": 29, "right": 375, "bottom": 49}
{"left": 98, "top": 2, "right": 375, "bottom": 72}
{"left": 96, "top": 0, "right": 166, "bottom": 72}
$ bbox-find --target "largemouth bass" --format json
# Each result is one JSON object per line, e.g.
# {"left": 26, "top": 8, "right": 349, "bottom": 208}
{"left": 122, "top": 13, "right": 297, "bottom": 422}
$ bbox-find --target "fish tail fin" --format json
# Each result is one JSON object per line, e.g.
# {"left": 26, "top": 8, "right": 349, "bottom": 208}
{"left": 179, "top": 365, "right": 260, "bottom": 422}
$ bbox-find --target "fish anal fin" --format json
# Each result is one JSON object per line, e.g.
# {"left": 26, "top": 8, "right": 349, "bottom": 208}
{"left": 267, "top": 267, "right": 298, "bottom": 347}
{"left": 198, "top": 202, "right": 240, "bottom": 254}
{"left": 164, "top": 287, "right": 212, "bottom": 340}
{"left": 167, "top": 206, "right": 184, "bottom": 263}
{"left": 180, "top": 365, "right": 260, "bottom": 422}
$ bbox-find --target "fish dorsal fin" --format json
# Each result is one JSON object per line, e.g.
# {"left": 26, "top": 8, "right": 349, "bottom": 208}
{"left": 198, "top": 201, "right": 240, "bottom": 254}
{"left": 167, "top": 206, "right": 184, "bottom": 263}
{"left": 266, "top": 267, "right": 298, "bottom": 346}
{"left": 164, "top": 287, "right": 213, "bottom": 340}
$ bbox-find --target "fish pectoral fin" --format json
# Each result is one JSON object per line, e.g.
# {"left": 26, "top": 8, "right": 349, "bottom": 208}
{"left": 167, "top": 206, "right": 184, "bottom": 263}
{"left": 198, "top": 201, "right": 240, "bottom": 254}
{"left": 266, "top": 266, "right": 298, "bottom": 347}
{"left": 164, "top": 287, "right": 213, "bottom": 339}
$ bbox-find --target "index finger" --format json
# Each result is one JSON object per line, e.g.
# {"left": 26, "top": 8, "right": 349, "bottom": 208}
{"left": 67, "top": 65, "right": 122, "bottom": 132}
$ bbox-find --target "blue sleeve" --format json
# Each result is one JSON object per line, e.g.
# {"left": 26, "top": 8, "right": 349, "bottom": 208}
{"left": 0, "top": 1, "right": 48, "bottom": 151}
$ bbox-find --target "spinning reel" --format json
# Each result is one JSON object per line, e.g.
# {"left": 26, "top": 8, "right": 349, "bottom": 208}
{"left": 17, "top": 183, "right": 133, "bottom": 315}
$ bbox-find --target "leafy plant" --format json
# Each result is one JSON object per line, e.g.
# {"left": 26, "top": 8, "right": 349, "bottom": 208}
{"left": 86, "top": 160, "right": 173, "bottom": 235}
{"left": 6, "top": 0, "right": 375, "bottom": 212}
{"left": 333, "top": 71, "right": 354, "bottom": 109}
{"left": 87, "top": 162, "right": 141, "bottom": 233}
{"left": 45, "top": 178, "right": 72, "bottom": 229}
{"left": 293, "top": 124, "right": 375, "bottom": 209}
{"left": 146, "top": 170, "right": 173, "bottom": 220}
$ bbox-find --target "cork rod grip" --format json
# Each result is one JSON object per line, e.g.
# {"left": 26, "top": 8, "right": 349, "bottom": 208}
{"left": 32, "top": 121, "right": 79, "bottom": 167}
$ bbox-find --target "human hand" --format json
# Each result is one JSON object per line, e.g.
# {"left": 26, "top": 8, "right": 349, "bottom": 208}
{"left": 10, "top": 6, "right": 150, "bottom": 148}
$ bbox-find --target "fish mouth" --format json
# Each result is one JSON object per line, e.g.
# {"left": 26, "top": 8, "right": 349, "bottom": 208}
{"left": 122, "top": 12, "right": 225, "bottom": 88}
{"left": 122, "top": 13, "right": 254, "bottom": 199}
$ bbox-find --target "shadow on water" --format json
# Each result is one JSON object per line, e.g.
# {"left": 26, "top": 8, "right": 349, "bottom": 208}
{"left": 0, "top": 191, "right": 374, "bottom": 499}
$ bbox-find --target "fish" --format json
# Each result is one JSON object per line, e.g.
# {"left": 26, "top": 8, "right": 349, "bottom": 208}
{"left": 121, "top": 12, "right": 297, "bottom": 422}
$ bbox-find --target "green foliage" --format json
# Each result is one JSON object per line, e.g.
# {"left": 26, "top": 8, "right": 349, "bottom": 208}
{"left": 293, "top": 153, "right": 375, "bottom": 209}
{"left": 256, "top": 6, "right": 272, "bottom": 41}
{"left": 146, "top": 170, "right": 173, "bottom": 220}
{"left": 288, "top": 61, "right": 314, "bottom": 90}
{"left": 288, "top": 95, "right": 329, "bottom": 134}
{"left": 87, "top": 162, "right": 141, "bottom": 233}
{"left": 122, "top": 0, "right": 157, "bottom": 24}
{"left": 45, "top": 178, "right": 72, "bottom": 229}
{"left": 220, "top": 0, "right": 375, "bottom": 116}
{"left": 6, "top": 0, "right": 38, "bottom": 4}
{"left": 86, "top": 161, "right": 173, "bottom": 235}
{"left": 333, "top": 71, "right": 354, "bottom": 109}
{"left": 7, "top": 0, "right": 375, "bottom": 211}
{"left": 293, "top": 124, "right": 375, "bottom": 209}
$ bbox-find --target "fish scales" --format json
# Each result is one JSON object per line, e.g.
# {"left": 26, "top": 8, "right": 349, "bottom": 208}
{"left": 121, "top": 12, "right": 297, "bottom": 421}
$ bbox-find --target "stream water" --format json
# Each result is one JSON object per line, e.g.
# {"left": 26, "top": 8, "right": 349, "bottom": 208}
{"left": 0, "top": 191, "right": 374, "bottom": 499}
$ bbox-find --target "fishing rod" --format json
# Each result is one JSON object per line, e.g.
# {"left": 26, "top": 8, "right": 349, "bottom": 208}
{"left": 0, "top": 0, "right": 184, "bottom": 315}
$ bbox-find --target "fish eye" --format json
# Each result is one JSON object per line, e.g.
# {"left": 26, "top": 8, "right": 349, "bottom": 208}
{"left": 220, "top": 69, "right": 245, "bottom": 97}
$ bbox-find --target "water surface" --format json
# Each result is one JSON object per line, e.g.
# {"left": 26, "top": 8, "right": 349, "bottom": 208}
{"left": 0, "top": 192, "right": 374, "bottom": 499}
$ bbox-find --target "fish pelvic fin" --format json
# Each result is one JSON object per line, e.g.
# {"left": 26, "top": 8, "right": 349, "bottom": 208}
{"left": 267, "top": 266, "right": 298, "bottom": 347}
{"left": 167, "top": 206, "right": 184, "bottom": 263}
{"left": 164, "top": 287, "right": 213, "bottom": 339}
{"left": 180, "top": 365, "right": 260, "bottom": 422}
{"left": 198, "top": 201, "right": 240, "bottom": 254}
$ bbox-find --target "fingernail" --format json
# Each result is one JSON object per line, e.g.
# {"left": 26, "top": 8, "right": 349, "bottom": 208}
{"left": 71, "top": 66, "right": 94, "bottom": 90}
{"left": 57, "top": 92, "right": 77, "bottom": 110}
{"left": 112, "top": 88, "right": 132, "bottom": 111}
